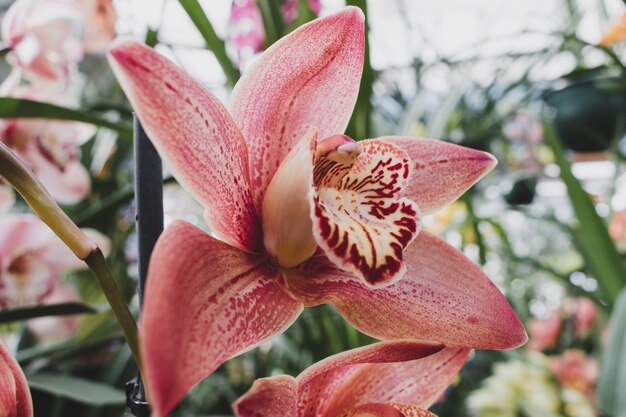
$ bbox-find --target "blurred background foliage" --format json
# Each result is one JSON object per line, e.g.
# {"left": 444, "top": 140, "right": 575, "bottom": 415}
{"left": 1, "top": 0, "right": 626, "bottom": 416}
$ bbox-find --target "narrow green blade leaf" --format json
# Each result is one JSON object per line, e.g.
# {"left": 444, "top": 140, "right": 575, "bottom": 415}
{"left": 178, "top": 0, "right": 240, "bottom": 87}
{"left": 0, "top": 302, "right": 98, "bottom": 324}
{"left": 28, "top": 373, "right": 125, "bottom": 405}
{"left": 0, "top": 98, "right": 132, "bottom": 137}
{"left": 542, "top": 119, "right": 626, "bottom": 304}
{"left": 598, "top": 289, "right": 626, "bottom": 417}
{"left": 258, "top": 0, "right": 285, "bottom": 46}
{"left": 346, "top": 0, "right": 373, "bottom": 140}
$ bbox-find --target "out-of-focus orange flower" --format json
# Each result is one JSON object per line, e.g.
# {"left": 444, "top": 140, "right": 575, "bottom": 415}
{"left": 528, "top": 311, "right": 562, "bottom": 352}
{"left": 600, "top": 13, "right": 626, "bottom": 46}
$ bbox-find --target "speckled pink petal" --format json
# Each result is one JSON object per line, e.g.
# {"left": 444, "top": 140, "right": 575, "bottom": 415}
{"left": 296, "top": 340, "right": 443, "bottom": 417}
{"left": 286, "top": 232, "right": 527, "bottom": 350}
{"left": 324, "top": 348, "right": 471, "bottom": 415}
{"left": 312, "top": 139, "right": 420, "bottom": 287}
{"left": 345, "top": 403, "right": 436, "bottom": 417}
{"left": 108, "top": 40, "right": 262, "bottom": 253}
{"left": 0, "top": 341, "right": 33, "bottom": 417}
{"left": 142, "top": 221, "right": 303, "bottom": 417}
{"left": 383, "top": 138, "right": 497, "bottom": 214}
{"left": 233, "top": 375, "right": 298, "bottom": 417}
{"left": 230, "top": 7, "right": 365, "bottom": 214}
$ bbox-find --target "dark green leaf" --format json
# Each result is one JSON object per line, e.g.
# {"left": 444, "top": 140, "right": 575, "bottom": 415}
{"left": 257, "top": 0, "right": 285, "bottom": 46}
{"left": 0, "top": 98, "right": 132, "bottom": 137}
{"left": 28, "top": 373, "right": 125, "bottom": 405}
{"left": 178, "top": 0, "right": 240, "bottom": 87}
{"left": 0, "top": 302, "right": 98, "bottom": 324}
{"left": 542, "top": 119, "right": 626, "bottom": 304}
{"left": 598, "top": 289, "right": 626, "bottom": 417}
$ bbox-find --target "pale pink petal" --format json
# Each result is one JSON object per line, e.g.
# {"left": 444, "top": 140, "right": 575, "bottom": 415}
{"left": 0, "top": 215, "right": 54, "bottom": 261}
{"left": 37, "top": 228, "right": 109, "bottom": 271}
{"left": 0, "top": 185, "right": 15, "bottom": 214}
{"left": 296, "top": 340, "right": 443, "bottom": 417}
{"left": 234, "top": 375, "right": 298, "bottom": 417}
{"left": 383, "top": 138, "right": 497, "bottom": 214}
{"left": 286, "top": 232, "right": 527, "bottom": 349}
{"left": 230, "top": 7, "right": 365, "bottom": 213}
{"left": 0, "top": 341, "right": 33, "bottom": 417}
{"left": 324, "top": 348, "right": 471, "bottom": 415}
{"left": 108, "top": 40, "right": 262, "bottom": 253}
{"left": 345, "top": 403, "right": 436, "bottom": 417}
{"left": 27, "top": 282, "right": 81, "bottom": 342}
{"left": 142, "top": 221, "right": 303, "bottom": 417}
{"left": 312, "top": 139, "right": 420, "bottom": 286}
{"left": 34, "top": 159, "right": 91, "bottom": 205}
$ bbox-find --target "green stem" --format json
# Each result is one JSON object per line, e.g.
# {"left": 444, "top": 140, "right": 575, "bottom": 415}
{"left": 0, "top": 142, "right": 142, "bottom": 370}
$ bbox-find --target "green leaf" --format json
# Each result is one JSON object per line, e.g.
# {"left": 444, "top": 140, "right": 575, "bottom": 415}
{"left": 0, "top": 98, "right": 132, "bottom": 137}
{"left": 258, "top": 0, "right": 285, "bottom": 46}
{"left": 542, "top": 119, "right": 626, "bottom": 304}
{"left": 0, "top": 302, "right": 98, "bottom": 324}
{"left": 346, "top": 0, "right": 373, "bottom": 140}
{"left": 28, "top": 373, "right": 125, "bottom": 405}
{"left": 178, "top": 0, "right": 240, "bottom": 87}
{"left": 598, "top": 289, "right": 626, "bottom": 417}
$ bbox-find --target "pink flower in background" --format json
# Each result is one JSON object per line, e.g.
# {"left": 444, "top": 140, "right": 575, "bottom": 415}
{"left": 563, "top": 297, "right": 597, "bottom": 338}
{"left": 26, "top": 282, "right": 82, "bottom": 342}
{"left": 79, "top": 0, "right": 117, "bottom": 53}
{"left": 235, "top": 341, "right": 470, "bottom": 417}
{"left": 0, "top": 80, "right": 95, "bottom": 205}
{"left": 0, "top": 340, "right": 32, "bottom": 417}
{"left": 548, "top": 349, "right": 598, "bottom": 401}
{"left": 109, "top": 7, "right": 526, "bottom": 416}
{"left": 0, "top": 214, "right": 108, "bottom": 308}
{"left": 528, "top": 311, "right": 562, "bottom": 352}
{"left": 1, "top": 0, "right": 84, "bottom": 82}
{"left": 609, "top": 210, "right": 626, "bottom": 252}
{"left": 0, "top": 183, "right": 15, "bottom": 214}
{"left": 227, "top": 0, "right": 321, "bottom": 67}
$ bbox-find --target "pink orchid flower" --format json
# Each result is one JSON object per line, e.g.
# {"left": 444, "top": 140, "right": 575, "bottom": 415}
{"left": 0, "top": 184, "right": 15, "bottom": 214}
{"left": 0, "top": 214, "right": 108, "bottom": 308}
{"left": 26, "top": 282, "right": 82, "bottom": 343}
{"left": 0, "top": 341, "right": 32, "bottom": 417}
{"left": 235, "top": 340, "right": 470, "bottom": 417}
{"left": 108, "top": 7, "right": 526, "bottom": 416}
{"left": 79, "top": 0, "right": 117, "bottom": 53}
{"left": 0, "top": 80, "right": 94, "bottom": 205}
{"left": 1, "top": 0, "right": 84, "bottom": 82}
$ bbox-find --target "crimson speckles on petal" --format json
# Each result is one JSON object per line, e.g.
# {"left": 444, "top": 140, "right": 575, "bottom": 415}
{"left": 311, "top": 139, "right": 421, "bottom": 286}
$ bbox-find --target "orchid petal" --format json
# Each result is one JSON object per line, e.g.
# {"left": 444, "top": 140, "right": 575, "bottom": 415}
{"left": 287, "top": 232, "right": 527, "bottom": 349}
{"left": 324, "top": 348, "right": 471, "bottom": 415}
{"left": 0, "top": 185, "right": 15, "bottom": 214}
{"left": 0, "top": 341, "right": 33, "bottom": 417}
{"left": 345, "top": 403, "right": 436, "bottom": 417}
{"left": 383, "top": 137, "right": 496, "bottom": 214}
{"left": 108, "top": 40, "right": 262, "bottom": 252}
{"left": 33, "top": 159, "right": 90, "bottom": 205}
{"left": 312, "top": 139, "right": 420, "bottom": 286}
{"left": 234, "top": 340, "right": 442, "bottom": 417}
{"left": 142, "top": 221, "right": 303, "bottom": 417}
{"left": 297, "top": 340, "right": 443, "bottom": 417}
{"left": 230, "top": 7, "right": 365, "bottom": 213}
{"left": 233, "top": 375, "right": 299, "bottom": 417}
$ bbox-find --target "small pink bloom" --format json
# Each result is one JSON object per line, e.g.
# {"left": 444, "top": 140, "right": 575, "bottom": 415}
{"left": 27, "top": 282, "right": 82, "bottom": 342}
{"left": 548, "top": 349, "right": 598, "bottom": 401}
{"left": 1, "top": 0, "right": 84, "bottom": 82}
{"left": 0, "top": 214, "right": 108, "bottom": 308}
{"left": 0, "top": 184, "right": 15, "bottom": 214}
{"left": 0, "top": 340, "right": 33, "bottom": 417}
{"left": 0, "top": 80, "right": 94, "bottom": 205}
{"left": 108, "top": 8, "right": 526, "bottom": 416}
{"left": 78, "top": 0, "right": 117, "bottom": 53}
{"left": 528, "top": 311, "right": 562, "bottom": 352}
{"left": 563, "top": 297, "right": 597, "bottom": 338}
{"left": 281, "top": 0, "right": 322, "bottom": 26}
{"left": 235, "top": 340, "right": 470, "bottom": 417}
{"left": 609, "top": 210, "right": 626, "bottom": 252}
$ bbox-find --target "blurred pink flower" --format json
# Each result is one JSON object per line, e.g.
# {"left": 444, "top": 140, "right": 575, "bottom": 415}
{"left": 0, "top": 79, "right": 95, "bottom": 204}
{"left": 1, "top": 0, "right": 84, "bottom": 82}
{"left": 609, "top": 210, "right": 626, "bottom": 252}
{"left": 548, "top": 349, "right": 598, "bottom": 401}
{"left": 528, "top": 311, "right": 562, "bottom": 352}
{"left": 564, "top": 297, "right": 597, "bottom": 338}
{"left": 0, "top": 183, "right": 15, "bottom": 213}
{"left": 0, "top": 214, "right": 109, "bottom": 308}
{"left": 227, "top": 0, "right": 321, "bottom": 67}
{"left": 27, "top": 282, "right": 82, "bottom": 342}
{"left": 79, "top": 0, "right": 117, "bottom": 53}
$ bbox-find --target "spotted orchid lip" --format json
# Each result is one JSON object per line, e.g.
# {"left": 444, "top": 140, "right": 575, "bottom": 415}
{"left": 311, "top": 138, "right": 421, "bottom": 287}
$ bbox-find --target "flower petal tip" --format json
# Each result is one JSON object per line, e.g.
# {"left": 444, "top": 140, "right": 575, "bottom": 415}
{"left": 341, "top": 5, "right": 366, "bottom": 23}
